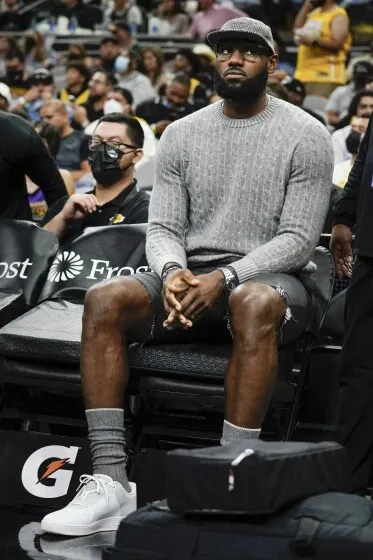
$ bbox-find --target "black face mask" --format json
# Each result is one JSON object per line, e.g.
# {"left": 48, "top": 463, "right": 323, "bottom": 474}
{"left": 6, "top": 69, "right": 22, "bottom": 80}
{"left": 345, "top": 130, "right": 361, "bottom": 155}
{"left": 89, "top": 143, "right": 133, "bottom": 186}
{"left": 214, "top": 68, "right": 268, "bottom": 104}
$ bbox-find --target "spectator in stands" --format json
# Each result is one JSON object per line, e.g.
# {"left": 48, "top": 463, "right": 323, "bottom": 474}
{"left": 267, "top": 80, "right": 289, "bottom": 101}
{"left": 149, "top": 0, "right": 189, "bottom": 35}
{"left": 84, "top": 70, "right": 112, "bottom": 124}
{"left": 40, "top": 17, "right": 333, "bottom": 537}
{"left": 53, "top": 0, "right": 103, "bottom": 31}
{"left": 84, "top": 89, "right": 157, "bottom": 173}
{"left": 141, "top": 47, "right": 172, "bottom": 94}
{"left": 58, "top": 61, "right": 91, "bottom": 106}
{"left": 0, "top": 81, "right": 11, "bottom": 111}
{"left": 0, "top": 111, "right": 66, "bottom": 219}
{"left": 42, "top": 113, "right": 149, "bottom": 242}
{"left": 96, "top": 37, "right": 120, "bottom": 74}
{"left": 332, "top": 90, "right": 373, "bottom": 164}
{"left": 172, "top": 49, "right": 208, "bottom": 104}
{"left": 0, "top": 34, "right": 17, "bottom": 75}
{"left": 294, "top": 0, "right": 351, "bottom": 97}
{"left": 23, "top": 31, "right": 55, "bottom": 72}
{"left": 4, "top": 48, "right": 30, "bottom": 98}
{"left": 66, "top": 43, "right": 93, "bottom": 70}
{"left": 40, "top": 100, "right": 90, "bottom": 183}
{"left": 330, "top": 113, "right": 373, "bottom": 494}
{"left": 346, "top": 39, "right": 373, "bottom": 81}
{"left": 115, "top": 49, "right": 155, "bottom": 108}
{"left": 10, "top": 69, "right": 55, "bottom": 121}
{"left": 283, "top": 77, "right": 326, "bottom": 124}
{"left": 0, "top": 0, "right": 29, "bottom": 31}
{"left": 332, "top": 114, "right": 369, "bottom": 188}
{"left": 27, "top": 121, "right": 75, "bottom": 222}
{"left": 189, "top": 0, "right": 246, "bottom": 40}
{"left": 136, "top": 72, "right": 195, "bottom": 138}
{"left": 109, "top": 22, "right": 140, "bottom": 54}
{"left": 326, "top": 61, "right": 373, "bottom": 127}
{"left": 107, "top": 0, "right": 145, "bottom": 31}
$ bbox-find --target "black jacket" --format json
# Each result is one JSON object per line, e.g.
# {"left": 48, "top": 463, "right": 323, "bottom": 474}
{"left": 0, "top": 112, "right": 67, "bottom": 220}
{"left": 334, "top": 114, "right": 373, "bottom": 258}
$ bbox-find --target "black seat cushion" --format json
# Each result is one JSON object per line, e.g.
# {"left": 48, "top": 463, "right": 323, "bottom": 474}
{"left": 0, "top": 299, "right": 83, "bottom": 363}
{"left": 0, "top": 290, "right": 25, "bottom": 329}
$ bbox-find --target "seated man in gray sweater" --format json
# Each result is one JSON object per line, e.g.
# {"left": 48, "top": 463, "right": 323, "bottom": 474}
{"left": 41, "top": 17, "right": 333, "bottom": 536}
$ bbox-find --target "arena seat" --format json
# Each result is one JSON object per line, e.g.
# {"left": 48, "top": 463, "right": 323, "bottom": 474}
{"left": 0, "top": 246, "right": 334, "bottom": 446}
{"left": 0, "top": 219, "right": 59, "bottom": 327}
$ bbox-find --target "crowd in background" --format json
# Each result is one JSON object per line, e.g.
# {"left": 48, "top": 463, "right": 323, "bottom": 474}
{"left": 0, "top": 0, "right": 372, "bottom": 222}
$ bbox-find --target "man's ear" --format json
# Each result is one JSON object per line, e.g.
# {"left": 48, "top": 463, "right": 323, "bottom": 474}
{"left": 132, "top": 149, "right": 144, "bottom": 165}
{"left": 268, "top": 54, "right": 279, "bottom": 75}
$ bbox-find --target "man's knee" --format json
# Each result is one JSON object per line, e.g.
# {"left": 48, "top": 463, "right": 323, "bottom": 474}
{"left": 83, "top": 277, "right": 147, "bottom": 327}
{"left": 229, "top": 282, "right": 286, "bottom": 337}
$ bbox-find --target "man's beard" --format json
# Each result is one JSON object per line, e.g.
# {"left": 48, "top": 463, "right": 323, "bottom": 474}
{"left": 214, "top": 69, "right": 268, "bottom": 104}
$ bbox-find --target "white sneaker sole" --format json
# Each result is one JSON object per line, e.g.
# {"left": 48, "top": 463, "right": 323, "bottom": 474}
{"left": 41, "top": 515, "right": 124, "bottom": 536}
{"left": 41, "top": 490, "right": 137, "bottom": 536}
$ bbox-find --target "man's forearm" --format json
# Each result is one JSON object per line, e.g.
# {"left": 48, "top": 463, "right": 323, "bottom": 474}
{"left": 43, "top": 212, "right": 68, "bottom": 239}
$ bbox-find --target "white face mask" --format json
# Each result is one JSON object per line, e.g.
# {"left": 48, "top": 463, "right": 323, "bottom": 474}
{"left": 114, "top": 55, "right": 130, "bottom": 74}
{"left": 104, "top": 98, "right": 123, "bottom": 115}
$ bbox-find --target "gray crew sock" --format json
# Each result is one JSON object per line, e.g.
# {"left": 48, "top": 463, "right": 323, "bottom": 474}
{"left": 220, "top": 419, "right": 261, "bottom": 445}
{"left": 86, "top": 408, "right": 131, "bottom": 492}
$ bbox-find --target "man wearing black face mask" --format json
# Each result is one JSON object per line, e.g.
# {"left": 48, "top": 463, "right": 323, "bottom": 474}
{"left": 40, "top": 18, "right": 333, "bottom": 538}
{"left": 332, "top": 114, "right": 370, "bottom": 189}
{"left": 42, "top": 113, "right": 149, "bottom": 243}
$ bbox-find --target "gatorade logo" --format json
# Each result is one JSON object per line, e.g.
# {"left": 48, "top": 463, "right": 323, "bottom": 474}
{"left": 47, "top": 251, "right": 84, "bottom": 282}
{"left": 21, "top": 445, "right": 80, "bottom": 498}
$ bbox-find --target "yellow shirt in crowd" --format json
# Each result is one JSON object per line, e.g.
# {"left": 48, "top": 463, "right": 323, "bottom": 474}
{"left": 295, "top": 6, "right": 351, "bottom": 85}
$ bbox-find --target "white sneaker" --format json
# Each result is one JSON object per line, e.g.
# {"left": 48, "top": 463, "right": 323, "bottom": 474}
{"left": 41, "top": 474, "right": 137, "bottom": 537}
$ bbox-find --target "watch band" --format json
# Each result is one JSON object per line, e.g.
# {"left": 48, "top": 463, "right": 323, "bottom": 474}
{"left": 218, "top": 266, "right": 239, "bottom": 293}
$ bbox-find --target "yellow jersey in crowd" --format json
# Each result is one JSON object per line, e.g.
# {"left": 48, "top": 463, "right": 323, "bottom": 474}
{"left": 295, "top": 6, "right": 351, "bottom": 85}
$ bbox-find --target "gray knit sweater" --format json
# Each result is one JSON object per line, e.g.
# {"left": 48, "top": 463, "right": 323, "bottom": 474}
{"left": 146, "top": 96, "right": 333, "bottom": 283}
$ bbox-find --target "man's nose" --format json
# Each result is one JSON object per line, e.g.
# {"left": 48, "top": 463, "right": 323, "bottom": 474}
{"left": 228, "top": 49, "right": 244, "bottom": 66}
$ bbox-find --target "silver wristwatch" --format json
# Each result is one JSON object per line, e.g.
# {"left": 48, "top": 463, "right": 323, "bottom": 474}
{"left": 218, "top": 267, "right": 239, "bottom": 293}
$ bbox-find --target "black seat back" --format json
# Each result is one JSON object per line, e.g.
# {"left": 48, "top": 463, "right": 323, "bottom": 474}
{"left": 309, "top": 246, "right": 335, "bottom": 336}
{"left": 39, "top": 224, "right": 148, "bottom": 302}
{"left": 0, "top": 219, "right": 58, "bottom": 306}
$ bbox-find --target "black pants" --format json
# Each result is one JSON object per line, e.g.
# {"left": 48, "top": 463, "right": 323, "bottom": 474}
{"left": 338, "top": 256, "right": 373, "bottom": 492}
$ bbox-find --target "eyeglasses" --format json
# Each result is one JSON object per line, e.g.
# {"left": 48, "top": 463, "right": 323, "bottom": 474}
{"left": 89, "top": 138, "right": 138, "bottom": 158}
{"left": 215, "top": 43, "right": 271, "bottom": 62}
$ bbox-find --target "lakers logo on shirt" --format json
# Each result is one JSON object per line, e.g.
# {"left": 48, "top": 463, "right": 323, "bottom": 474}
{"left": 111, "top": 214, "right": 125, "bottom": 224}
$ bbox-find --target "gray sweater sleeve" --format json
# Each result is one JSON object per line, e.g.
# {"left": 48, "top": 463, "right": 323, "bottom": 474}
{"left": 146, "top": 124, "right": 188, "bottom": 276}
{"left": 230, "top": 123, "right": 334, "bottom": 283}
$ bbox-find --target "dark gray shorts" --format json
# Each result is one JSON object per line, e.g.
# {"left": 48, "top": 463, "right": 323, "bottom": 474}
{"left": 132, "top": 266, "right": 314, "bottom": 346}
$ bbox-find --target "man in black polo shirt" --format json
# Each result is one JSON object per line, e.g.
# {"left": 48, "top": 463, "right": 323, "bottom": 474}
{"left": 330, "top": 113, "right": 373, "bottom": 493}
{"left": 42, "top": 113, "right": 149, "bottom": 243}
{"left": 136, "top": 72, "right": 196, "bottom": 138}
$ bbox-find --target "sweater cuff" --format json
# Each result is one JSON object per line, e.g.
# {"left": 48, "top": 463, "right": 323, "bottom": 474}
{"left": 229, "top": 258, "right": 260, "bottom": 284}
{"left": 332, "top": 216, "right": 355, "bottom": 228}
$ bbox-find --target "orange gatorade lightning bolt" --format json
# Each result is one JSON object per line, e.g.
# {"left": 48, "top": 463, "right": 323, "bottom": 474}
{"left": 37, "top": 458, "right": 70, "bottom": 484}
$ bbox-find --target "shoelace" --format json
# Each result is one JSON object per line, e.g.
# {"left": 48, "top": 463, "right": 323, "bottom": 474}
{"left": 72, "top": 474, "right": 116, "bottom": 507}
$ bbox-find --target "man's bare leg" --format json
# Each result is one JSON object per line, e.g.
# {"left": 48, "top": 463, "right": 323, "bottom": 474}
{"left": 81, "top": 276, "right": 153, "bottom": 488}
{"left": 81, "top": 276, "right": 153, "bottom": 409}
{"left": 222, "top": 282, "right": 286, "bottom": 442}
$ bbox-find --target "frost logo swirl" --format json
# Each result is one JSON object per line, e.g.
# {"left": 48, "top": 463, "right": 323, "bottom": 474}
{"left": 48, "top": 251, "right": 84, "bottom": 282}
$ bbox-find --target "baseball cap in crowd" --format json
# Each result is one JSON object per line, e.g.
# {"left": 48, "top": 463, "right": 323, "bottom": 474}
{"left": 30, "top": 69, "right": 54, "bottom": 86}
{"left": 193, "top": 44, "right": 216, "bottom": 64}
{"left": 0, "top": 82, "right": 12, "bottom": 105}
{"left": 353, "top": 61, "right": 373, "bottom": 79}
{"left": 282, "top": 77, "right": 306, "bottom": 98}
{"left": 207, "top": 17, "right": 276, "bottom": 55}
{"left": 109, "top": 21, "right": 131, "bottom": 34}
{"left": 101, "top": 36, "right": 119, "bottom": 46}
